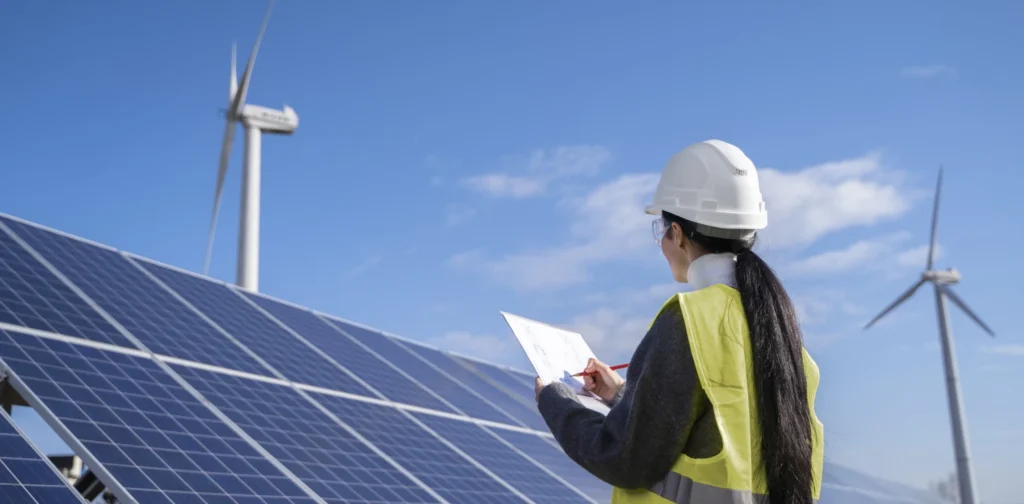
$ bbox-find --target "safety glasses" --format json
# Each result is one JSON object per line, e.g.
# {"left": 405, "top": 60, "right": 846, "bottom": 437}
{"left": 652, "top": 218, "right": 669, "bottom": 245}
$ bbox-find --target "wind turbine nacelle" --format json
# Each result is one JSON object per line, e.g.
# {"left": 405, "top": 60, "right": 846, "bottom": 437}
{"left": 240, "top": 104, "right": 298, "bottom": 134}
{"left": 924, "top": 268, "right": 961, "bottom": 284}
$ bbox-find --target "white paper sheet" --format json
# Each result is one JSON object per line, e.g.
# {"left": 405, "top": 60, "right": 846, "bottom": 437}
{"left": 501, "top": 311, "right": 611, "bottom": 415}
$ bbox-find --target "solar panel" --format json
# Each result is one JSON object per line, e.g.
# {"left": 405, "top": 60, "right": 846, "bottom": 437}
{"left": 450, "top": 356, "right": 537, "bottom": 408}
{"left": 0, "top": 214, "right": 943, "bottom": 504}
{"left": 311, "top": 393, "right": 527, "bottom": 504}
{"left": 0, "top": 217, "right": 269, "bottom": 376}
{"left": 172, "top": 364, "right": 440, "bottom": 503}
{"left": 0, "top": 408, "right": 88, "bottom": 503}
{"left": 412, "top": 415, "right": 592, "bottom": 504}
{"left": 392, "top": 338, "right": 548, "bottom": 431}
{"left": 490, "top": 429, "right": 611, "bottom": 503}
{"left": 320, "top": 316, "right": 516, "bottom": 425}
{"left": 136, "top": 259, "right": 373, "bottom": 397}
{"left": 242, "top": 292, "right": 455, "bottom": 414}
{"left": 0, "top": 329, "right": 319, "bottom": 504}
{"left": 0, "top": 221, "right": 134, "bottom": 348}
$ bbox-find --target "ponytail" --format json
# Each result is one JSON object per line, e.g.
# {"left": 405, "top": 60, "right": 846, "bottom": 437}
{"left": 735, "top": 249, "right": 814, "bottom": 504}
{"left": 662, "top": 211, "right": 814, "bottom": 504}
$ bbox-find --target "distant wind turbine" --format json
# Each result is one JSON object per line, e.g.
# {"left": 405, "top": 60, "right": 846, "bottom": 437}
{"left": 863, "top": 166, "right": 993, "bottom": 504}
{"left": 203, "top": 0, "right": 299, "bottom": 292}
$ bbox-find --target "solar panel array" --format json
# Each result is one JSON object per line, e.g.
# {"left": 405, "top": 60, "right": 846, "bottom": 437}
{"left": 0, "top": 214, "right": 944, "bottom": 504}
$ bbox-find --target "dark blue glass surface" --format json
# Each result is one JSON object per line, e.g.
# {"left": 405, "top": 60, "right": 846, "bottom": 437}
{"left": 313, "top": 393, "right": 525, "bottom": 504}
{"left": 174, "top": 365, "right": 439, "bottom": 503}
{"left": 451, "top": 357, "right": 536, "bottom": 408}
{"left": 320, "top": 317, "right": 514, "bottom": 424}
{"left": 0, "top": 330, "right": 317, "bottom": 504}
{"left": 0, "top": 223, "right": 131, "bottom": 347}
{"left": 0, "top": 218, "right": 267, "bottom": 375}
{"left": 0, "top": 408, "right": 86, "bottom": 503}
{"left": 244, "top": 295, "right": 454, "bottom": 413}
{"left": 393, "top": 340, "right": 547, "bottom": 431}
{"left": 138, "top": 261, "right": 372, "bottom": 397}
{"left": 414, "top": 415, "right": 590, "bottom": 504}
{"left": 491, "top": 429, "right": 610, "bottom": 502}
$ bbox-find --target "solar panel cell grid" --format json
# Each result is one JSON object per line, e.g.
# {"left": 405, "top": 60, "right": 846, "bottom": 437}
{"left": 0, "top": 408, "right": 87, "bottom": 503}
{"left": 451, "top": 357, "right": 536, "bottom": 407}
{"left": 313, "top": 393, "right": 527, "bottom": 504}
{"left": 395, "top": 340, "right": 548, "bottom": 431}
{"left": 414, "top": 415, "right": 591, "bottom": 504}
{"left": 138, "top": 261, "right": 374, "bottom": 397}
{"left": 491, "top": 429, "right": 610, "bottom": 503}
{"left": 0, "top": 330, "right": 315, "bottom": 504}
{"left": 321, "top": 318, "right": 514, "bottom": 425}
{"left": 0, "top": 223, "right": 133, "bottom": 348}
{"left": 244, "top": 295, "right": 455, "bottom": 414}
{"left": 0, "top": 218, "right": 269, "bottom": 376}
{"left": 173, "top": 364, "right": 440, "bottom": 503}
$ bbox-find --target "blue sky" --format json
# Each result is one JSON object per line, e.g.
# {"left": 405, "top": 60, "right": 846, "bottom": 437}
{"left": 2, "top": 1, "right": 1023, "bottom": 502}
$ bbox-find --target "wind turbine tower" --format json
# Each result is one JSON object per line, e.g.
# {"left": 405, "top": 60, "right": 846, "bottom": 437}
{"left": 203, "top": 0, "right": 298, "bottom": 292}
{"left": 863, "top": 166, "right": 994, "bottom": 504}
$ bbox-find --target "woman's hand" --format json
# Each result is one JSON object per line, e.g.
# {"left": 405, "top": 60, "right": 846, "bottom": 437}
{"left": 534, "top": 377, "right": 546, "bottom": 403}
{"left": 581, "top": 358, "right": 624, "bottom": 403}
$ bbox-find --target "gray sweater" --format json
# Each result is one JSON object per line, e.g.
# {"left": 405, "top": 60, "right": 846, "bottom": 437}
{"left": 536, "top": 300, "right": 722, "bottom": 490}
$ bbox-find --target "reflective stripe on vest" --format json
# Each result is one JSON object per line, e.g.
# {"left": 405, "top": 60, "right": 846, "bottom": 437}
{"left": 610, "top": 285, "right": 825, "bottom": 504}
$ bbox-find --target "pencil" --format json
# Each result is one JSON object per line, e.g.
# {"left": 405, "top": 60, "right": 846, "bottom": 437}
{"left": 572, "top": 363, "right": 628, "bottom": 377}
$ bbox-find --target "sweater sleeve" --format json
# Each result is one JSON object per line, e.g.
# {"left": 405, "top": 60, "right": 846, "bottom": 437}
{"left": 536, "top": 300, "right": 701, "bottom": 489}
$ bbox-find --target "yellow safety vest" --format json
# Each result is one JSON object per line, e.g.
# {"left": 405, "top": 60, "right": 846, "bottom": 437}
{"left": 611, "top": 284, "right": 825, "bottom": 503}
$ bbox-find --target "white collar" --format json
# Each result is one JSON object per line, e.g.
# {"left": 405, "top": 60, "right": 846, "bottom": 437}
{"left": 686, "top": 252, "right": 737, "bottom": 290}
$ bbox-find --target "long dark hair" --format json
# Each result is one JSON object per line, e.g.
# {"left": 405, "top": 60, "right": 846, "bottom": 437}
{"left": 662, "top": 210, "right": 814, "bottom": 504}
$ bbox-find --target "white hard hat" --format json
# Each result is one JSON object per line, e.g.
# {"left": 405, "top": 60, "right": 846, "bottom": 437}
{"left": 645, "top": 139, "right": 767, "bottom": 238}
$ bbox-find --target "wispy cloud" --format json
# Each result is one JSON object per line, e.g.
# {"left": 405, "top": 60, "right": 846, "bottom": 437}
{"left": 449, "top": 173, "right": 659, "bottom": 291}
{"left": 900, "top": 64, "right": 957, "bottom": 79}
{"left": 788, "top": 233, "right": 910, "bottom": 276}
{"left": 896, "top": 243, "right": 943, "bottom": 268}
{"left": 426, "top": 331, "right": 515, "bottom": 363}
{"left": 460, "top": 145, "right": 612, "bottom": 199}
{"left": 982, "top": 344, "right": 1024, "bottom": 356}
{"left": 757, "top": 151, "right": 911, "bottom": 249}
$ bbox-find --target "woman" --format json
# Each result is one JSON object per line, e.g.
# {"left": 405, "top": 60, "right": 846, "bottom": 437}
{"left": 534, "top": 139, "right": 824, "bottom": 504}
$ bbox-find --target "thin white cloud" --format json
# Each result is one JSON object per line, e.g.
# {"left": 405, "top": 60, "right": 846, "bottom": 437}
{"left": 896, "top": 243, "right": 943, "bottom": 268}
{"left": 982, "top": 344, "right": 1024, "bottom": 357}
{"left": 900, "top": 64, "right": 957, "bottom": 79}
{"left": 786, "top": 232, "right": 925, "bottom": 276}
{"left": 758, "top": 152, "right": 911, "bottom": 249}
{"left": 450, "top": 173, "right": 660, "bottom": 291}
{"left": 789, "top": 235, "right": 903, "bottom": 275}
{"left": 460, "top": 145, "right": 612, "bottom": 199}
{"left": 426, "top": 331, "right": 515, "bottom": 364}
{"left": 564, "top": 307, "right": 653, "bottom": 364}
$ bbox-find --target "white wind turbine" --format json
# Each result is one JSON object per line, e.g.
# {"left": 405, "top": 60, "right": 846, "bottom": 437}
{"left": 203, "top": 0, "right": 298, "bottom": 292}
{"left": 863, "top": 166, "right": 994, "bottom": 504}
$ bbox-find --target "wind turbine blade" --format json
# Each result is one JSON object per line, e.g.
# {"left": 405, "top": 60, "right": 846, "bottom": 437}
{"left": 229, "top": 42, "right": 238, "bottom": 103}
{"left": 863, "top": 279, "right": 926, "bottom": 330}
{"left": 204, "top": 118, "right": 237, "bottom": 275}
{"left": 939, "top": 285, "right": 995, "bottom": 337}
{"left": 927, "top": 166, "right": 943, "bottom": 270}
{"left": 229, "top": 0, "right": 274, "bottom": 116}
